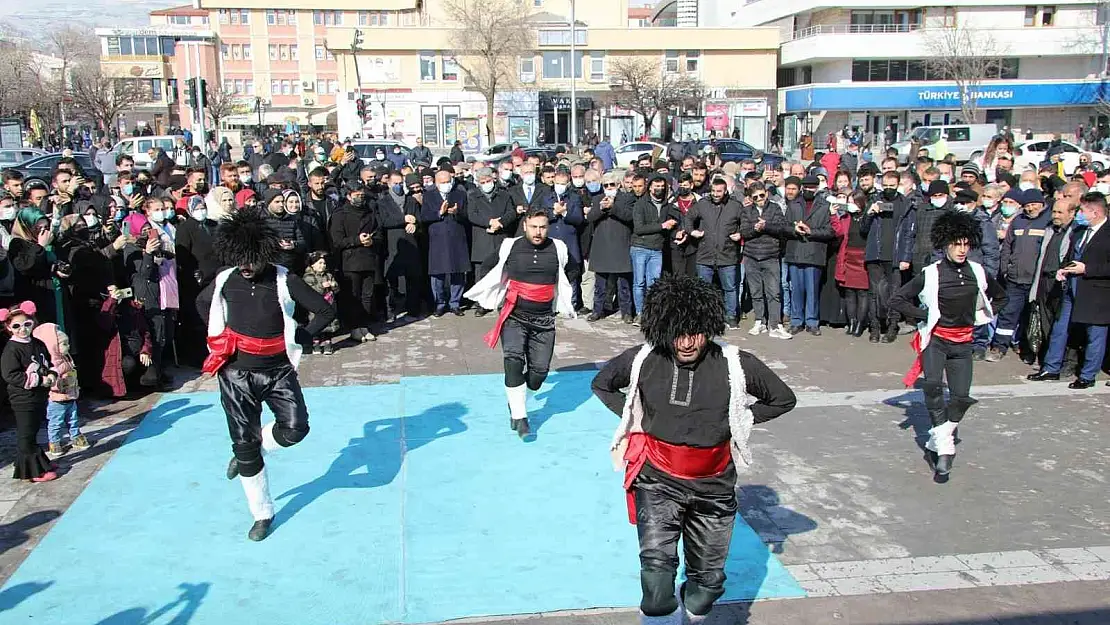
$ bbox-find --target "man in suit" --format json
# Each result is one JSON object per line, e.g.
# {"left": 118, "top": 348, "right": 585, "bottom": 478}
{"left": 1028, "top": 191, "right": 1109, "bottom": 389}
{"left": 508, "top": 162, "right": 552, "bottom": 235}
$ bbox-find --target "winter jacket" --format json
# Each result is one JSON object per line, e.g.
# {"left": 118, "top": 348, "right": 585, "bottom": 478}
{"left": 31, "top": 322, "right": 78, "bottom": 403}
{"left": 738, "top": 201, "right": 790, "bottom": 261}
{"left": 782, "top": 196, "right": 836, "bottom": 266}
{"left": 631, "top": 195, "right": 673, "bottom": 252}
{"left": 1000, "top": 208, "right": 1052, "bottom": 285}
{"left": 542, "top": 189, "right": 585, "bottom": 263}
{"left": 908, "top": 200, "right": 952, "bottom": 272}
{"left": 965, "top": 208, "right": 1001, "bottom": 278}
{"left": 683, "top": 196, "right": 743, "bottom": 267}
{"left": 860, "top": 194, "right": 915, "bottom": 264}
{"left": 587, "top": 191, "right": 634, "bottom": 273}
{"left": 329, "top": 199, "right": 384, "bottom": 274}
{"left": 265, "top": 212, "right": 307, "bottom": 272}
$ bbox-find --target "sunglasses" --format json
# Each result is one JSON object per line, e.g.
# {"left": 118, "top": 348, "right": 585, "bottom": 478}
{"left": 751, "top": 193, "right": 767, "bottom": 201}
{"left": 8, "top": 320, "right": 33, "bottom": 330}
{"left": 603, "top": 183, "right": 618, "bottom": 188}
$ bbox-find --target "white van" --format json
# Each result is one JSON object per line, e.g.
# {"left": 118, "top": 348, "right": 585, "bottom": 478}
{"left": 892, "top": 124, "right": 999, "bottom": 163}
{"left": 110, "top": 135, "right": 179, "bottom": 168}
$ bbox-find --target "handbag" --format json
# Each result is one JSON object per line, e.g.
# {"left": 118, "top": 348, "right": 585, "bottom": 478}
{"left": 1026, "top": 299, "right": 1046, "bottom": 353}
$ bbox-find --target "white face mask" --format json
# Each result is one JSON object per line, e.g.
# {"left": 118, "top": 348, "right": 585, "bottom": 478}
{"left": 241, "top": 173, "right": 252, "bottom": 183}
{"left": 845, "top": 203, "right": 860, "bottom": 213}
{"left": 553, "top": 183, "right": 567, "bottom": 195}
{"left": 191, "top": 208, "right": 208, "bottom": 221}
{"left": 1019, "top": 181, "right": 1036, "bottom": 191}
{"left": 479, "top": 181, "right": 495, "bottom": 194}
{"left": 0, "top": 206, "right": 14, "bottom": 221}
{"left": 572, "top": 177, "right": 585, "bottom": 188}
{"left": 83, "top": 214, "right": 99, "bottom": 228}
{"left": 940, "top": 174, "right": 952, "bottom": 183}
{"left": 499, "top": 169, "right": 513, "bottom": 181}
{"left": 1096, "top": 183, "right": 1110, "bottom": 195}
{"left": 522, "top": 173, "right": 536, "bottom": 185}
{"left": 604, "top": 188, "right": 618, "bottom": 198}
{"left": 954, "top": 203, "right": 973, "bottom": 213}
{"left": 818, "top": 181, "right": 828, "bottom": 191}
{"left": 930, "top": 197, "right": 947, "bottom": 208}
{"left": 149, "top": 209, "right": 166, "bottom": 223}
{"left": 982, "top": 198, "right": 997, "bottom": 208}
{"left": 437, "top": 182, "right": 453, "bottom": 195}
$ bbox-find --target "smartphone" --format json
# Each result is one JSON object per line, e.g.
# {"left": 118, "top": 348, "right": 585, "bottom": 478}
{"left": 118, "top": 287, "right": 133, "bottom": 299}
{"left": 122, "top": 220, "right": 131, "bottom": 236}
{"left": 879, "top": 202, "right": 894, "bottom": 212}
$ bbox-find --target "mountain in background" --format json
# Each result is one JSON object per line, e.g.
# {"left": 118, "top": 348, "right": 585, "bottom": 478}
{"left": 1, "top": 0, "right": 183, "bottom": 37}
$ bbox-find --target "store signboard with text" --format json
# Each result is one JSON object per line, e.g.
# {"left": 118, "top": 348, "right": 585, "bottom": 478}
{"left": 784, "top": 81, "right": 1108, "bottom": 112}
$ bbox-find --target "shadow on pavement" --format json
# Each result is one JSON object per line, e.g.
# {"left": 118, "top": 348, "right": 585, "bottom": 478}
{"left": 0, "top": 510, "right": 61, "bottom": 557}
{"left": 92, "top": 582, "right": 210, "bottom": 625}
{"left": 0, "top": 580, "right": 53, "bottom": 613}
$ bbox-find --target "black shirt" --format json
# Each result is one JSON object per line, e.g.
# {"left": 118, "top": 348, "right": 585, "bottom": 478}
{"left": 1042, "top": 226, "right": 1067, "bottom": 275}
{"left": 198, "top": 265, "right": 336, "bottom": 370}
{"left": 592, "top": 343, "right": 796, "bottom": 493}
{"left": 890, "top": 258, "right": 1007, "bottom": 328}
{"left": 1, "top": 337, "right": 53, "bottom": 409}
{"left": 500, "top": 237, "right": 559, "bottom": 314}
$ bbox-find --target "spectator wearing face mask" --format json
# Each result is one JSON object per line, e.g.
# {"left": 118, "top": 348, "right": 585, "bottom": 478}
{"left": 508, "top": 163, "right": 552, "bottom": 236}
{"left": 861, "top": 170, "right": 916, "bottom": 343}
{"left": 738, "top": 181, "right": 791, "bottom": 339}
{"left": 377, "top": 172, "right": 425, "bottom": 321}
{"left": 587, "top": 171, "right": 634, "bottom": 322}
{"left": 906, "top": 180, "right": 954, "bottom": 275}
{"left": 121, "top": 201, "right": 177, "bottom": 389}
{"left": 331, "top": 181, "right": 384, "bottom": 341}
{"left": 420, "top": 169, "right": 470, "bottom": 317}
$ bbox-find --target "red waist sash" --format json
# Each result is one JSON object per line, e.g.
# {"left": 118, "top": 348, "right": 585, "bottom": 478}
{"left": 902, "top": 325, "right": 973, "bottom": 387}
{"left": 483, "top": 280, "right": 556, "bottom": 348}
{"left": 622, "top": 432, "right": 731, "bottom": 525}
{"left": 202, "top": 329, "right": 286, "bottom": 374}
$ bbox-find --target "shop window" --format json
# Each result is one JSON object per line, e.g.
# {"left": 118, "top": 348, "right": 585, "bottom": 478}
{"left": 420, "top": 51, "right": 437, "bottom": 81}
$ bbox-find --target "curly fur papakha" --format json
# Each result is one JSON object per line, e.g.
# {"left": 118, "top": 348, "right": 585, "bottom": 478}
{"left": 640, "top": 274, "right": 726, "bottom": 351}
{"left": 930, "top": 210, "right": 982, "bottom": 250}
{"left": 215, "top": 209, "right": 280, "bottom": 267}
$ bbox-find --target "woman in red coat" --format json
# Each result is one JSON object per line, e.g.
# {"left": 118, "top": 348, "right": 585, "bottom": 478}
{"left": 831, "top": 187, "right": 871, "bottom": 336}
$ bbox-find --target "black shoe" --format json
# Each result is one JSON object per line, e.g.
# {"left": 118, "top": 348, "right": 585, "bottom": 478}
{"left": 632, "top": 315, "right": 641, "bottom": 327}
{"left": 726, "top": 317, "right": 740, "bottom": 330}
{"left": 935, "top": 454, "right": 953, "bottom": 477}
{"left": 788, "top": 325, "right": 804, "bottom": 335}
{"left": 882, "top": 329, "right": 899, "bottom": 343}
{"left": 475, "top": 307, "right": 489, "bottom": 318}
{"left": 806, "top": 326, "right": 821, "bottom": 336}
{"left": 869, "top": 327, "right": 881, "bottom": 343}
{"left": 577, "top": 307, "right": 592, "bottom": 316}
{"left": 513, "top": 418, "right": 531, "bottom": 438}
{"left": 587, "top": 312, "right": 603, "bottom": 323}
{"left": 845, "top": 319, "right": 857, "bottom": 335}
{"left": 622, "top": 314, "right": 635, "bottom": 324}
{"left": 248, "top": 518, "right": 273, "bottom": 542}
{"left": 452, "top": 308, "right": 465, "bottom": 316}
{"left": 1027, "top": 371, "right": 1060, "bottom": 382}
{"left": 1069, "top": 378, "right": 1096, "bottom": 390}
{"left": 226, "top": 457, "right": 239, "bottom": 480}
{"left": 972, "top": 349, "right": 986, "bottom": 361}
{"left": 852, "top": 321, "right": 866, "bottom": 337}
{"left": 433, "top": 309, "right": 446, "bottom": 318}
{"left": 349, "top": 328, "right": 366, "bottom": 342}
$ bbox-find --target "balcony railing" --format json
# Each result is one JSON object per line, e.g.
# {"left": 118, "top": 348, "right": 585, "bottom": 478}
{"left": 789, "top": 23, "right": 922, "bottom": 41}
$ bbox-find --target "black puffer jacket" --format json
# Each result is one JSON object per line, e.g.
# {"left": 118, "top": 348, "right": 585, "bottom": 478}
{"left": 265, "top": 212, "right": 307, "bottom": 272}
{"left": 329, "top": 199, "right": 384, "bottom": 274}
{"left": 738, "top": 201, "right": 790, "bottom": 261}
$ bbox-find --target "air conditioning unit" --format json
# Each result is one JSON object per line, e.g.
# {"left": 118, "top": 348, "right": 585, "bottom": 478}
{"left": 302, "top": 81, "right": 314, "bottom": 91}
{"left": 303, "top": 97, "right": 315, "bottom": 105}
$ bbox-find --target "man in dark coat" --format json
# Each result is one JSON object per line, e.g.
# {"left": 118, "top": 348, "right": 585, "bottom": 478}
{"left": 420, "top": 169, "right": 470, "bottom": 316}
{"left": 465, "top": 167, "right": 515, "bottom": 316}
{"left": 860, "top": 170, "right": 916, "bottom": 342}
{"left": 330, "top": 181, "right": 383, "bottom": 342}
{"left": 174, "top": 197, "right": 221, "bottom": 367}
{"left": 683, "top": 178, "right": 744, "bottom": 325}
{"left": 148, "top": 147, "right": 176, "bottom": 189}
{"left": 783, "top": 175, "right": 836, "bottom": 335}
{"left": 1028, "top": 191, "right": 1110, "bottom": 389}
{"left": 542, "top": 169, "right": 585, "bottom": 298}
{"left": 377, "top": 171, "right": 424, "bottom": 321}
{"left": 508, "top": 162, "right": 552, "bottom": 235}
{"left": 587, "top": 171, "right": 635, "bottom": 322}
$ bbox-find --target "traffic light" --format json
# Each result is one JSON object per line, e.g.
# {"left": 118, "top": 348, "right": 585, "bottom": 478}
{"left": 185, "top": 78, "right": 197, "bottom": 109}
{"left": 199, "top": 78, "right": 209, "bottom": 109}
{"left": 356, "top": 96, "right": 366, "bottom": 120}
{"left": 352, "top": 29, "right": 364, "bottom": 48}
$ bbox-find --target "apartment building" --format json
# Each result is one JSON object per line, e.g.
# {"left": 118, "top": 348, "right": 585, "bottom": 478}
{"left": 719, "top": 1, "right": 1110, "bottom": 153}
{"left": 315, "top": 0, "right": 778, "bottom": 149}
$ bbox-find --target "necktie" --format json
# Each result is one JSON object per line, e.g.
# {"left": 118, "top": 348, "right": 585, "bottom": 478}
{"left": 526, "top": 186, "right": 533, "bottom": 203}
{"left": 1076, "top": 229, "right": 1091, "bottom": 257}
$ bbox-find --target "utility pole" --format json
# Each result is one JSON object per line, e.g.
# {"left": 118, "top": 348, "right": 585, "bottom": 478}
{"left": 1102, "top": 1, "right": 1110, "bottom": 77}
{"left": 192, "top": 43, "right": 207, "bottom": 147}
{"left": 351, "top": 30, "right": 365, "bottom": 133}
{"left": 569, "top": 0, "right": 577, "bottom": 150}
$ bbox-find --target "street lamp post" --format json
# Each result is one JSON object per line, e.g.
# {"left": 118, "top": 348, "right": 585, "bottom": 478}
{"left": 255, "top": 96, "right": 263, "bottom": 137}
{"left": 569, "top": 0, "right": 577, "bottom": 150}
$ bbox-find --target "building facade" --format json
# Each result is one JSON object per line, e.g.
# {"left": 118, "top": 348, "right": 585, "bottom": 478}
{"left": 717, "top": 0, "right": 1110, "bottom": 154}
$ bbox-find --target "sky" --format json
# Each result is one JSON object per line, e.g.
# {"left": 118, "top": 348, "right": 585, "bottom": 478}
{"left": 0, "top": 0, "right": 181, "bottom": 35}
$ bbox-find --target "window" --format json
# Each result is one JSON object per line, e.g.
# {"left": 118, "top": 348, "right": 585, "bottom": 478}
{"left": 290, "top": 45, "right": 298, "bottom": 60}
{"left": 221, "top": 44, "right": 230, "bottom": 59}
{"left": 1000, "top": 58, "right": 1020, "bottom": 79}
{"left": 266, "top": 9, "right": 295, "bottom": 25}
{"left": 168, "top": 78, "right": 178, "bottom": 102}
{"left": 1042, "top": 5, "right": 1055, "bottom": 26}
{"left": 271, "top": 79, "right": 280, "bottom": 95}
{"left": 664, "top": 50, "right": 679, "bottom": 73}
{"left": 169, "top": 15, "right": 188, "bottom": 25}
{"left": 869, "top": 60, "right": 889, "bottom": 81}
{"left": 242, "top": 44, "right": 251, "bottom": 59}
{"left": 245, "top": 80, "right": 254, "bottom": 95}
{"left": 150, "top": 78, "right": 162, "bottom": 101}
{"left": 266, "top": 9, "right": 275, "bottom": 24}
{"left": 313, "top": 10, "right": 342, "bottom": 25}
{"left": 947, "top": 127, "right": 971, "bottom": 142}
{"left": 888, "top": 60, "right": 908, "bottom": 81}
{"left": 534, "top": 0, "right": 543, "bottom": 6}
{"left": 401, "top": 10, "right": 417, "bottom": 26}
{"left": 107, "top": 37, "right": 120, "bottom": 55}
{"left": 519, "top": 56, "right": 535, "bottom": 82}
{"left": 420, "top": 51, "right": 437, "bottom": 81}
{"left": 120, "top": 37, "right": 133, "bottom": 55}
{"left": 589, "top": 51, "right": 604, "bottom": 81}
{"left": 233, "top": 79, "right": 244, "bottom": 94}
{"left": 328, "top": 79, "right": 338, "bottom": 93}
{"left": 1024, "top": 6, "right": 1036, "bottom": 27}
{"left": 269, "top": 44, "right": 278, "bottom": 60}
{"left": 292, "top": 81, "right": 301, "bottom": 95}
{"left": 851, "top": 60, "right": 870, "bottom": 82}
{"left": 685, "top": 50, "right": 699, "bottom": 73}
{"left": 239, "top": 9, "right": 249, "bottom": 24}
{"left": 315, "top": 45, "right": 325, "bottom": 59}
{"left": 852, "top": 58, "right": 1019, "bottom": 82}
{"left": 218, "top": 9, "right": 229, "bottom": 24}
{"left": 443, "top": 56, "right": 459, "bottom": 81}
{"left": 359, "top": 11, "right": 391, "bottom": 26}
{"left": 316, "top": 79, "right": 327, "bottom": 93}
{"left": 542, "top": 51, "right": 583, "bottom": 79}
{"left": 537, "top": 29, "right": 587, "bottom": 46}
{"left": 942, "top": 7, "right": 956, "bottom": 27}
{"left": 232, "top": 44, "right": 242, "bottom": 60}
{"left": 223, "top": 79, "right": 233, "bottom": 93}
{"left": 161, "top": 38, "right": 175, "bottom": 56}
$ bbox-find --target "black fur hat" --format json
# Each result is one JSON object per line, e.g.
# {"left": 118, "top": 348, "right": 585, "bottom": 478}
{"left": 640, "top": 274, "right": 726, "bottom": 352}
{"left": 215, "top": 209, "right": 279, "bottom": 267}
{"left": 930, "top": 210, "right": 982, "bottom": 250}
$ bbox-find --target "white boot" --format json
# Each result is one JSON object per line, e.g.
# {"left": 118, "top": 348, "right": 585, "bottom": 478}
{"left": 505, "top": 384, "right": 528, "bottom": 422}
{"left": 260, "top": 421, "right": 281, "bottom": 454}
{"left": 926, "top": 421, "right": 958, "bottom": 456}
{"left": 684, "top": 608, "right": 709, "bottom": 625}
{"left": 640, "top": 605, "right": 683, "bottom": 625}
{"left": 239, "top": 468, "right": 275, "bottom": 522}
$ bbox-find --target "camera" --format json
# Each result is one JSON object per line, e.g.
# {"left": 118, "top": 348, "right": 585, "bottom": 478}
{"left": 53, "top": 260, "right": 72, "bottom": 275}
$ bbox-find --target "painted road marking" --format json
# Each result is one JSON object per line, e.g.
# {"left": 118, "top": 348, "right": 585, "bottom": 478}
{"left": 796, "top": 382, "right": 1110, "bottom": 409}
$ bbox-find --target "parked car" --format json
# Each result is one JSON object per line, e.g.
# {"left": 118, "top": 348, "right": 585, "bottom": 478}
{"left": 482, "top": 144, "right": 569, "bottom": 167}
{"left": 613, "top": 141, "right": 666, "bottom": 168}
{"left": 469, "top": 143, "right": 515, "bottom": 164}
{"left": 351, "top": 140, "right": 413, "bottom": 165}
{"left": 110, "top": 135, "right": 179, "bottom": 169}
{"left": 1014, "top": 139, "right": 1109, "bottom": 175}
{"left": 892, "top": 123, "right": 999, "bottom": 163}
{"left": 0, "top": 148, "right": 48, "bottom": 169}
{"left": 9, "top": 152, "right": 103, "bottom": 187}
{"left": 696, "top": 139, "right": 786, "bottom": 170}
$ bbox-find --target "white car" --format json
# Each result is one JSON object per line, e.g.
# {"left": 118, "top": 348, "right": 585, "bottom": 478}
{"left": 613, "top": 141, "right": 666, "bottom": 168}
{"left": 1014, "top": 140, "right": 1108, "bottom": 175}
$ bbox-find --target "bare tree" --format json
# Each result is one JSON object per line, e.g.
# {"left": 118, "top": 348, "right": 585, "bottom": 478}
{"left": 47, "top": 26, "right": 99, "bottom": 123}
{"left": 442, "top": 0, "right": 534, "bottom": 145}
{"left": 606, "top": 57, "right": 703, "bottom": 139}
{"left": 923, "top": 25, "right": 1007, "bottom": 123}
{"left": 68, "top": 65, "right": 149, "bottom": 133}
{"left": 205, "top": 85, "right": 249, "bottom": 136}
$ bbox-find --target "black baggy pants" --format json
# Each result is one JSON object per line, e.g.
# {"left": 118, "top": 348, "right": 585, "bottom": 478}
{"left": 921, "top": 336, "right": 976, "bottom": 426}
{"left": 218, "top": 364, "right": 310, "bottom": 478}
{"left": 501, "top": 315, "right": 556, "bottom": 390}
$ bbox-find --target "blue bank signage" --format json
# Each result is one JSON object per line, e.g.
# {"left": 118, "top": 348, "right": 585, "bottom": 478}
{"left": 784, "top": 81, "right": 1108, "bottom": 112}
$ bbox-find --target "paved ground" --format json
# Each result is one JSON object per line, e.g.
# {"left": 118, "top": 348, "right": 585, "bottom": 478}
{"left": 0, "top": 311, "right": 1107, "bottom": 623}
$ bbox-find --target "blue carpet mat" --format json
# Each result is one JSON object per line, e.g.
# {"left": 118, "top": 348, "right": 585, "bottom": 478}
{"left": 0, "top": 372, "right": 804, "bottom": 624}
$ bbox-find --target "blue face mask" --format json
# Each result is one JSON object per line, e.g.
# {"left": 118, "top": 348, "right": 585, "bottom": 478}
{"left": 122, "top": 183, "right": 134, "bottom": 196}
{"left": 1074, "top": 211, "right": 1091, "bottom": 227}
{"left": 920, "top": 181, "right": 930, "bottom": 192}
{"left": 586, "top": 181, "right": 601, "bottom": 193}
{"left": 391, "top": 183, "right": 404, "bottom": 195}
